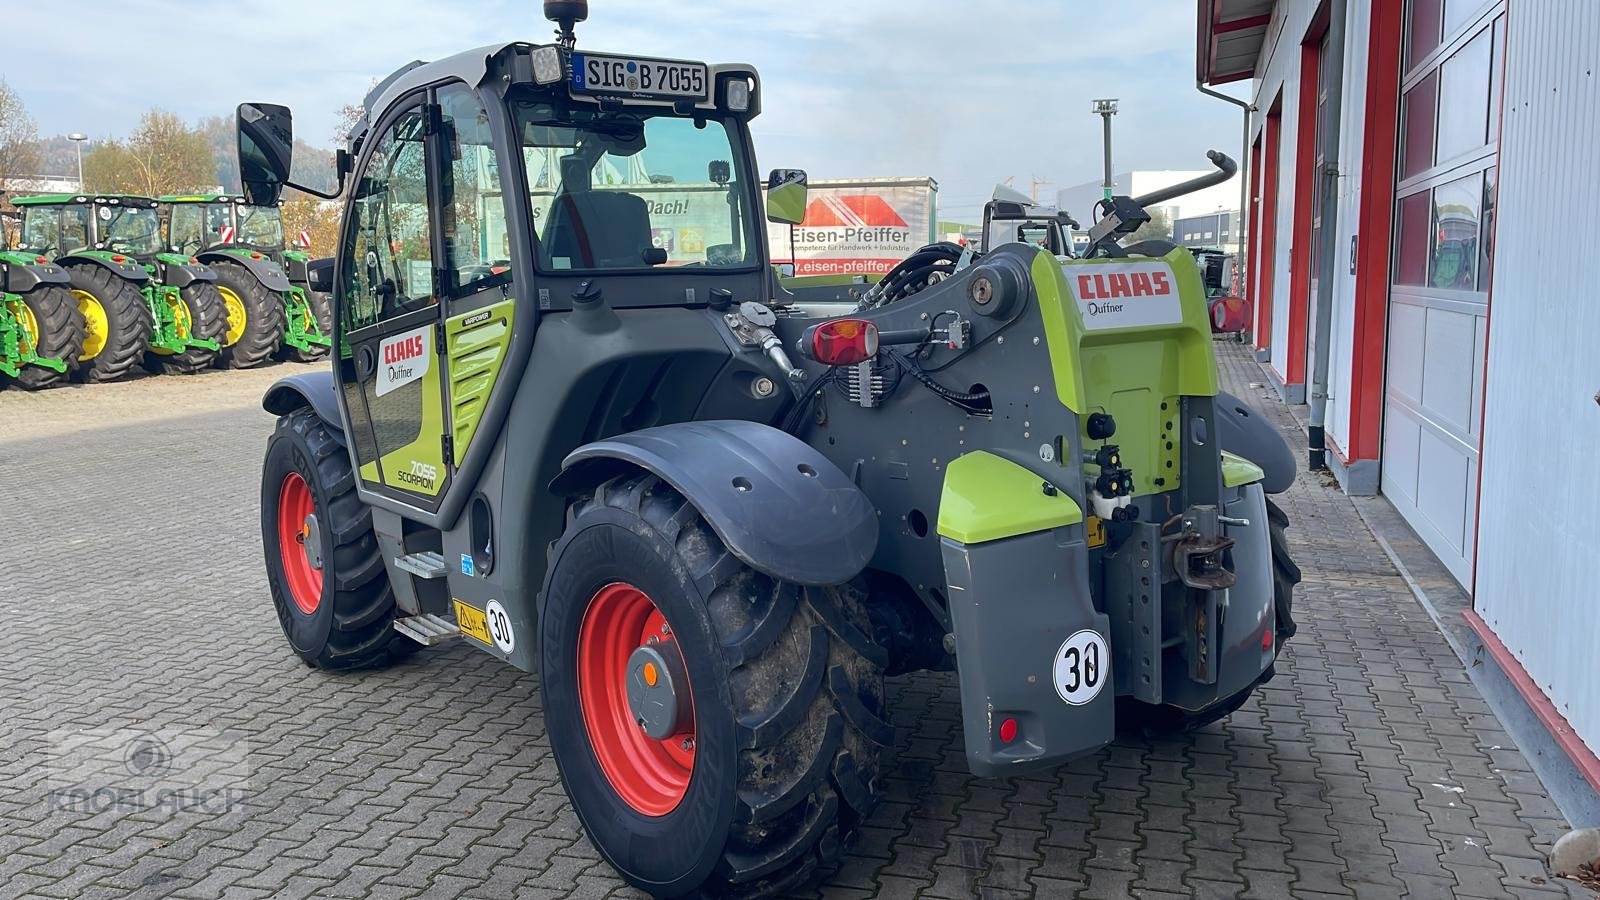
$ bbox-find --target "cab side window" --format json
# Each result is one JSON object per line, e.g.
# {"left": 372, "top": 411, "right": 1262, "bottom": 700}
{"left": 341, "top": 106, "right": 434, "bottom": 333}
{"left": 437, "top": 84, "right": 508, "bottom": 296}
{"left": 22, "top": 209, "right": 60, "bottom": 255}
{"left": 61, "top": 207, "right": 90, "bottom": 253}
{"left": 170, "top": 205, "right": 204, "bottom": 255}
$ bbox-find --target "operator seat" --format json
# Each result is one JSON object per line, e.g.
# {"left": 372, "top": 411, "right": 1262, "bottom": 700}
{"left": 544, "top": 156, "right": 653, "bottom": 268}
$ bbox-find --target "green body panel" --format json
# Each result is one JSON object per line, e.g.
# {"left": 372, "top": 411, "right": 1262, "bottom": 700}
{"left": 0, "top": 250, "right": 48, "bottom": 266}
{"left": 1220, "top": 451, "right": 1265, "bottom": 488}
{"left": 1035, "top": 247, "right": 1220, "bottom": 497}
{"left": 446, "top": 298, "right": 516, "bottom": 460}
{"left": 370, "top": 337, "right": 450, "bottom": 499}
{"left": 937, "top": 450, "right": 1083, "bottom": 544}
{"left": 140, "top": 259, "right": 220, "bottom": 355}
{"left": 281, "top": 284, "right": 331, "bottom": 352}
{"left": 12, "top": 193, "right": 148, "bottom": 206}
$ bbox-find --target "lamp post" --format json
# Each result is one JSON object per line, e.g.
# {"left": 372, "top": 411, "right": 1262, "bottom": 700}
{"left": 1091, "top": 99, "right": 1118, "bottom": 202}
{"left": 68, "top": 133, "right": 88, "bottom": 191}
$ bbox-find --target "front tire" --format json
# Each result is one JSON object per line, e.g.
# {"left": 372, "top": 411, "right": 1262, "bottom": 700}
{"left": 541, "top": 473, "right": 889, "bottom": 898}
{"left": 5, "top": 286, "right": 84, "bottom": 390}
{"left": 213, "top": 261, "right": 283, "bottom": 370}
{"left": 275, "top": 289, "right": 333, "bottom": 363}
{"left": 66, "top": 264, "right": 150, "bottom": 384}
{"left": 261, "top": 406, "right": 415, "bottom": 669}
{"left": 143, "top": 283, "right": 226, "bottom": 375}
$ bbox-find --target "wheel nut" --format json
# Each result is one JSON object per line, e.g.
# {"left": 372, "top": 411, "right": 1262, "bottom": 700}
{"left": 681, "top": 738, "right": 695, "bottom": 751}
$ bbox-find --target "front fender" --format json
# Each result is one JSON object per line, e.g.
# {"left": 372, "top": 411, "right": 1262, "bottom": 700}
{"left": 550, "top": 420, "right": 879, "bottom": 587}
{"left": 201, "top": 250, "right": 292, "bottom": 292}
{"left": 263, "top": 370, "right": 343, "bottom": 442}
{"left": 58, "top": 252, "right": 149, "bottom": 283}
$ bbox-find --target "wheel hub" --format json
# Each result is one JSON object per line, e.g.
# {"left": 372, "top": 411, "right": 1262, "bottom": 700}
{"left": 276, "top": 473, "right": 323, "bottom": 615}
{"left": 626, "top": 640, "right": 689, "bottom": 740}
{"left": 299, "top": 514, "right": 323, "bottom": 570}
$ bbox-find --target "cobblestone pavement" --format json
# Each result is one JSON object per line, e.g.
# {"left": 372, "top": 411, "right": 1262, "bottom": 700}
{"left": 0, "top": 352, "right": 1592, "bottom": 900}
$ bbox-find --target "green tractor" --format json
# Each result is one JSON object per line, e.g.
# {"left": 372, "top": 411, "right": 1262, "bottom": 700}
{"left": 12, "top": 195, "right": 225, "bottom": 381}
{"left": 161, "top": 194, "right": 333, "bottom": 367}
{"left": 248, "top": 5, "right": 1300, "bottom": 896}
{"left": 0, "top": 236, "right": 82, "bottom": 390}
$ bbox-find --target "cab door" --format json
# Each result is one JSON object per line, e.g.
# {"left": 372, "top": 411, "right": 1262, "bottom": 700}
{"left": 336, "top": 98, "right": 453, "bottom": 511}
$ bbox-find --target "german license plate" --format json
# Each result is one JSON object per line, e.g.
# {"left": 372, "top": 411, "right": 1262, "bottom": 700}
{"left": 454, "top": 599, "right": 492, "bottom": 645}
{"left": 571, "top": 53, "right": 708, "bottom": 100}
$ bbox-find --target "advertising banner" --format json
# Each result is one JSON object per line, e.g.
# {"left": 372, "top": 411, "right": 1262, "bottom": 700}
{"left": 764, "top": 179, "right": 939, "bottom": 277}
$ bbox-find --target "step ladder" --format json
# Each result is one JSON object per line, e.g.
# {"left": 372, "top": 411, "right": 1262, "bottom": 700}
{"left": 393, "top": 551, "right": 448, "bottom": 579}
{"left": 393, "top": 614, "right": 460, "bottom": 646}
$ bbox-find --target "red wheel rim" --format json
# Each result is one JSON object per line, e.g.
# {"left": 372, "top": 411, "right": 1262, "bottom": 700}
{"left": 276, "top": 473, "right": 322, "bottom": 615}
{"left": 576, "top": 583, "right": 696, "bottom": 816}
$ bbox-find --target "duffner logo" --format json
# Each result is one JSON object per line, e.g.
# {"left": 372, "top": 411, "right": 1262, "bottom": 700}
{"left": 376, "top": 326, "right": 431, "bottom": 397}
{"left": 1070, "top": 261, "right": 1185, "bottom": 331}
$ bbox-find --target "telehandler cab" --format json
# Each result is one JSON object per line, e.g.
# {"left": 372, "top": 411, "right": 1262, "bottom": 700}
{"left": 252, "top": 4, "right": 1300, "bottom": 896}
{"left": 13, "top": 194, "right": 224, "bottom": 380}
{"left": 161, "top": 194, "right": 334, "bottom": 366}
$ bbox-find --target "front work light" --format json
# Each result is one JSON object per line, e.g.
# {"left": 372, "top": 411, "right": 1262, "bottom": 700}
{"left": 531, "top": 46, "right": 564, "bottom": 85}
{"left": 725, "top": 77, "right": 752, "bottom": 113}
{"left": 806, "top": 318, "right": 879, "bottom": 367}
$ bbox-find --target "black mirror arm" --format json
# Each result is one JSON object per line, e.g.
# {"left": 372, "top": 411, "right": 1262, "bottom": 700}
{"left": 282, "top": 175, "right": 347, "bottom": 201}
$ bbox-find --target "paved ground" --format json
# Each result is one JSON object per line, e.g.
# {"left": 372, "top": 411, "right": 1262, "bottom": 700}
{"left": 0, "top": 350, "right": 1592, "bottom": 899}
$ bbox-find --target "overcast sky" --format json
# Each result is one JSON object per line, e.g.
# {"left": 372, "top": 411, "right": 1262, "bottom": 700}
{"left": 2, "top": 0, "right": 1248, "bottom": 223}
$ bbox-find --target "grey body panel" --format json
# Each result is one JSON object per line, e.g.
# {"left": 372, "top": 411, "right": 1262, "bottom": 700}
{"left": 2, "top": 260, "right": 71, "bottom": 292}
{"left": 552, "top": 420, "right": 879, "bottom": 587}
{"left": 941, "top": 528, "right": 1114, "bottom": 777}
{"left": 1215, "top": 392, "right": 1296, "bottom": 494}
{"left": 202, "top": 251, "right": 292, "bottom": 292}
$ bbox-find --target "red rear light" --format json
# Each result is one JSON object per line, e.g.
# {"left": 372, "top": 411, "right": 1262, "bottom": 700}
{"left": 1261, "top": 629, "right": 1273, "bottom": 651}
{"left": 809, "top": 318, "right": 879, "bottom": 367}
{"left": 189, "top": 258, "right": 200, "bottom": 264}
{"left": 35, "top": 256, "right": 48, "bottom": 264}
{"left": 111, "top": 255, "right": 127, "bottom": 263}
{"left": 998, "top": 717, "right": 1018, "bottom": 744}
{"left": 250, "top": 252, "right": 263, "bottom": 260}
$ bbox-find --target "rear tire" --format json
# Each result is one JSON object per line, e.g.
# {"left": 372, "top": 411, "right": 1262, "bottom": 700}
{"left": 274, "top": 289, "right": 333, "bottom": 363}
{"left": 5, "top": 286, "right": 83, "bottom": 390}
{"left": 261, "top": 406, "right": 417, "bottom": 670}
{"left": 541, "top": 473, "right": 889, "bottom": 898}
{"left": 66, "top": 264, "right": 149, "bottom": 384}
{"left": 213, "top": 261, "right": 283, "bottom": 370}
{"left": 143, "top": 282, "right": 226, "bottom": 375}
{"left": 1267, "top": 497, "right": 1301, "bottom": 644}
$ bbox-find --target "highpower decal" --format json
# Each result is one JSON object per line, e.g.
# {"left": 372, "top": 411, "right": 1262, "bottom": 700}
{"left": 1067, "top": 261, "right": 1185, "bottom": 331}
{"left": 766, "top": 183, "right": 937, "bottom": 277}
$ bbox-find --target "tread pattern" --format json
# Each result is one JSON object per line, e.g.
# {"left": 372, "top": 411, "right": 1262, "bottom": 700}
{"left": 214, "top": 261, "right": 284, "bottom": 370}
{"left": 1267, "top": 497, "right": 1302, "bottom": 642}
{"left": 576, "top": 472, "right": 889, "bottom": 898}
{"left": 67, "top": 263, "right": 150, "bottom": 384}
{"left": 6, "top": 286, "right": 83, "bottom": 390}
{"left": 144, "top": 282, "right": 226, "bottom": 375}
{"left": 267, "top": 408, "right": 417, "bottom": 669}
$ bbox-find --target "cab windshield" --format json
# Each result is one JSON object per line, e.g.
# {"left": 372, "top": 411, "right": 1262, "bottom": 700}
{"left": 511, "top": 96, "right": 757, "bottom": 272}
{"left": 20, "top": 208, "right": 60, "bottom": 254}
{"left": 102, "top": 206, "right": 162, "bottom": 256}
{"left": 238, "top": 205, "right": 285, "bottom": 249}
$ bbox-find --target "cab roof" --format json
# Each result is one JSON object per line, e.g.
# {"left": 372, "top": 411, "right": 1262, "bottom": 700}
{"left": 159, "top": 194, "right": 258, "bottom": 205}
{"left": 12, "top": 194, "right": 159, "bottom": 208}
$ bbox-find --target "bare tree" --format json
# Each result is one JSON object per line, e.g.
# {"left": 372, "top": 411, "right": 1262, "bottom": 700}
{"left": 0, "top": 80, "right": 43, "bottom": 213}
{"left": 83, "top": 109, "right": 217, "bottom": 196}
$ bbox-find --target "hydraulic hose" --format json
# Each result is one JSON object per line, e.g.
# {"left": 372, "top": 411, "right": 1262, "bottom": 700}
{"left": 1133, "top": 150, "right": 1238, "bottom": 208}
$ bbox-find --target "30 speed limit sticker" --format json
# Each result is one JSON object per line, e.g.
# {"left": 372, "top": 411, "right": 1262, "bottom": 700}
{"left": 1052, "top": 629, "right": 1109, "bottom": 705}
{"left": 485, "top": 599, "right": 515, "bottom": 654}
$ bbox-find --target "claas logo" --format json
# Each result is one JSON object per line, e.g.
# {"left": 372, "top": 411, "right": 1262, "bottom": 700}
{"left": 1075, "top": 270, "right": 1172, "bottom": 301}
{"left": 384, "top": 334, "right": 425, "bottom": 365}
{"left": 801, "top": 195, "right": 909, "bottom": 228}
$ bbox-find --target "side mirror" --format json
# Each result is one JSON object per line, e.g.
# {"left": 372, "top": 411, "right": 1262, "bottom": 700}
{"left": 766, "top": 168, "right": 808, "bottom": 226}
{"left": 238, "top": 102, "right": 295, "bottom": 207}
{"left": 306, "top": 257, "right": 335, "bottom": 293}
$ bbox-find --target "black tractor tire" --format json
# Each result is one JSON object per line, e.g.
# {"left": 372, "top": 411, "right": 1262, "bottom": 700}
{"left": 541, "top": 472, "right": 890, "bottom": 898}
{"left": 274, "top": 289, "right": 334, "bottom": 363}
{"left": 143, "top": 282, "right": 227, "bottom": 375}
{"left": 4, "top": 286, "right": 84, "bottom": 390}
{"left": 66, "top": 263, "right": 150, "bottom": 384}
{"left": 261, "top": 406, "right": 418, "bottom": 670}
{"left": 1267, "top": 496, "right": 1302, "bottom": 645}
{"left": 1116, "top": 495, "right": 1304, "bottom": 737}
{"left": 212, "top": 261, "right": 284, "bottom": 370}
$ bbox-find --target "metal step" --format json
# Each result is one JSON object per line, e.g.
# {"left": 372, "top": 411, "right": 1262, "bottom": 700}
{"left": 393, "top": 551, "right": 448, "bottom": 579}
{"left": 393, "top": 614, "right": 460, "bottom": 646}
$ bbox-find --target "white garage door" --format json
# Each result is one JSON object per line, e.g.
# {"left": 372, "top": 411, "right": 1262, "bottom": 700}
{"left": 1382, "top": 0, "right": 1504, "bottom": 586}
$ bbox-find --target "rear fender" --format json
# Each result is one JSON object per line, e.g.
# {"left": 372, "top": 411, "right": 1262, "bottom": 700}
{"left": 0, "top": 258, "right": 71, "bottom": 292}
{"left": 155, "top": 253, "right": 217, "bottom": 288}
{"left": 1214, "top": 391, "right": 1296, "bottom": 494}
{"left": 263, "top": 370, "right": 344, "bottom": 445}
{"left": 549, "top": 420, "right": 878, "bottom": 588}
{"left": 58, "top": 252, "right": 149, "bottom": 283}
{"left": 200, "top": 250, "right": 292, "bottom": 292}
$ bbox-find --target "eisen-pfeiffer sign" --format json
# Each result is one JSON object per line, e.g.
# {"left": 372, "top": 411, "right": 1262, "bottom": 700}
{"left": 1068, "top": 261, "right": 1185, "bottom": 331}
